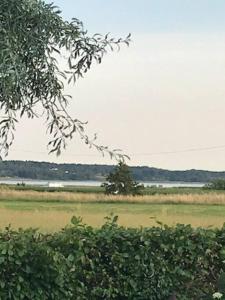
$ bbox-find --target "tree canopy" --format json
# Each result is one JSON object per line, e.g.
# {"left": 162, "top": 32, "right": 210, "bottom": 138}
{"left": 102, "top": 162, "right": 144, "bottom": 195}
{"left": 204, "top": 179, "right": 225, "bottom": 190}
{"left": 0, "top": 0, "right": 130, "bottom": 159}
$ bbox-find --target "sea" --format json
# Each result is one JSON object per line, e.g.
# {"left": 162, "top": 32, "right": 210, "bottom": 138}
{"left": 0, "top": 179, "right": 205, "bottom": 188}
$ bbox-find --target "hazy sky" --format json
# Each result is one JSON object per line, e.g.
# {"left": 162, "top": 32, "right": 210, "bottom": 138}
{"left": 7, "top": 0, "right": 225, "bottom": 170}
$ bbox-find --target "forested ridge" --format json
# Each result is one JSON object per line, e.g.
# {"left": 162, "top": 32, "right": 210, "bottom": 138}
{"left": 0, "top": 160, "right": 225, "bottom": 182}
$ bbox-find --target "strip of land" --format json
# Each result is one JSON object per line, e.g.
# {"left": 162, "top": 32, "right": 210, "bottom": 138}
{"left": 0, "top": 187, "right": 225, "bottom": 231}
{"left": 1, "top": 188, "right": 225, "bottom": 205}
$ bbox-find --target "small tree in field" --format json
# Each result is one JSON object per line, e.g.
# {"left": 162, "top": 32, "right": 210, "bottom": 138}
{"left": 102, "top": 162, "right": 144, "bottom": 195}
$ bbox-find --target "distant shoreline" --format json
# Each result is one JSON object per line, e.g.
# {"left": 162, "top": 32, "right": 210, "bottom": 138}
{"left": 0, "top": 178, "right": 206, "bottom": 188}
{"left": 0, "top": 160, "right": 224, "bottom": 183}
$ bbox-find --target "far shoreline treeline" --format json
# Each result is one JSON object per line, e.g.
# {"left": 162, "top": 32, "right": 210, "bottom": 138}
{"left": 0, "top": 160, "right": 225, "bottom": 183}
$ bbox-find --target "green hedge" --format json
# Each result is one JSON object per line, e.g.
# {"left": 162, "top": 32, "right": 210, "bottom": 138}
{"left": 0, "top": 218, "right": 225, "bottom": 299}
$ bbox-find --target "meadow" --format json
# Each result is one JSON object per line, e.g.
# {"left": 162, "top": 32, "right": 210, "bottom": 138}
{"left": 0, "top": 185, "right": 225, "bottom": 231}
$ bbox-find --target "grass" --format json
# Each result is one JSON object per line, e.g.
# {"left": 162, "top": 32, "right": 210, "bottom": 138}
{"left": 0, "top": 188, "right": 225, "bottom": 205}
{"left": 0, "top": 202, "right": 225, "bottom": 231}
{"left": 0, "top": 187, "right": 225, "bottom": 231}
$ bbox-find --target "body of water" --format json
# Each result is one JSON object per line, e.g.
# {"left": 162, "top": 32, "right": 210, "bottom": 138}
{"left": 0, "top": 178, "right": 205, "bottom": 188}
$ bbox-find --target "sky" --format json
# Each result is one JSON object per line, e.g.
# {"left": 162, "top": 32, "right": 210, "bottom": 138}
{"left": 7, "top": 0, "right": 225, "bottom": 170}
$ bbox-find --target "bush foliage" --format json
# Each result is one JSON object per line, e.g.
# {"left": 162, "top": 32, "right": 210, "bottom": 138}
{"left": 102, "top": 162, "right": 144, "bottom": 195}
{"left": 205, "top": 179, "right": 225, "bottom": 190}
{"left": 0, "top": 218, "right": 225, "bottom": 299}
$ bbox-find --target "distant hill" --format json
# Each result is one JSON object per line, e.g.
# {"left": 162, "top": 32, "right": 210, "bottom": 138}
{"left": 0, "top": 160, "right": 225, "bottom": 183}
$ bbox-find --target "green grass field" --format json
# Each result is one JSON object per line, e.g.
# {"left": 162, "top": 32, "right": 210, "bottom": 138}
{"left": 0, "top": 185, "right": 225, "bottom": 231}
{"left": 1, "top": 199, "right": 225, "bottom": 231}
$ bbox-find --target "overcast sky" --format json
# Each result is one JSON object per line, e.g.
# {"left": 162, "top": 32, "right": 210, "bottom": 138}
{"left": 7, "top": 0, "right": 225, "bottom": 170}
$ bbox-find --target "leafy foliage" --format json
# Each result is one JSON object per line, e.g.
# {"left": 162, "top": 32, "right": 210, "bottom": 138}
{"left": 0, "top": 227, "right": 72, "bottom": 299}
{"left": 202, "top": 273, "right": 225, "bottom": 299}
{"left": 205, "top": 180, "right": 225, "bottom": 190}
{"left": 1, "top": 218, "right": 225, "bottom": 299}
{"left": 102, "top": 161, "right": 144, "bottom": 195}
{"left": 0, "top": 0, "right": 130, "bottom": 159}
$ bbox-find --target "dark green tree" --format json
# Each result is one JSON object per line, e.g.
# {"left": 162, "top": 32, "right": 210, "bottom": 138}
{"left": 102, "top": 162, "right": 144, "bottom": 195}
{"left": 0, "top": 0, "right": 130, "bottom": 159}
{"left": 205, "top": 179, "right": 225, "bottom": 190}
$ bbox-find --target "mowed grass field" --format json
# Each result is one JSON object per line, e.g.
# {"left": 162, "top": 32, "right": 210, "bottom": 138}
{"left": 0, "top": 186, "right": 225, "bottom": 231}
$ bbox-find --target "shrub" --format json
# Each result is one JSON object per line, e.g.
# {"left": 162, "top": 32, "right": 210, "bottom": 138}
{"left": 205, "top": 179, "right": 225, "bottom": 190}
{"left": 0, "top": 227, "right": 73, "bottom": 299}
{"left": 102, "top": 162, "right": 144, "bottom": 195}
{"left": 1, "top": 218, "right": 225, "bottom": 299}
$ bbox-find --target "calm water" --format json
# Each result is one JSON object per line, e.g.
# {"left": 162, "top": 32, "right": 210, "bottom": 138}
{"left": 0, "top": 178, "right": 205, "bottom": 188}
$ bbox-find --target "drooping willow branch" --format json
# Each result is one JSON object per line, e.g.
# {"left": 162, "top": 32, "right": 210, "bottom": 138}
{"left": 0, "top": 0, "right": 131, "bottom": 160}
